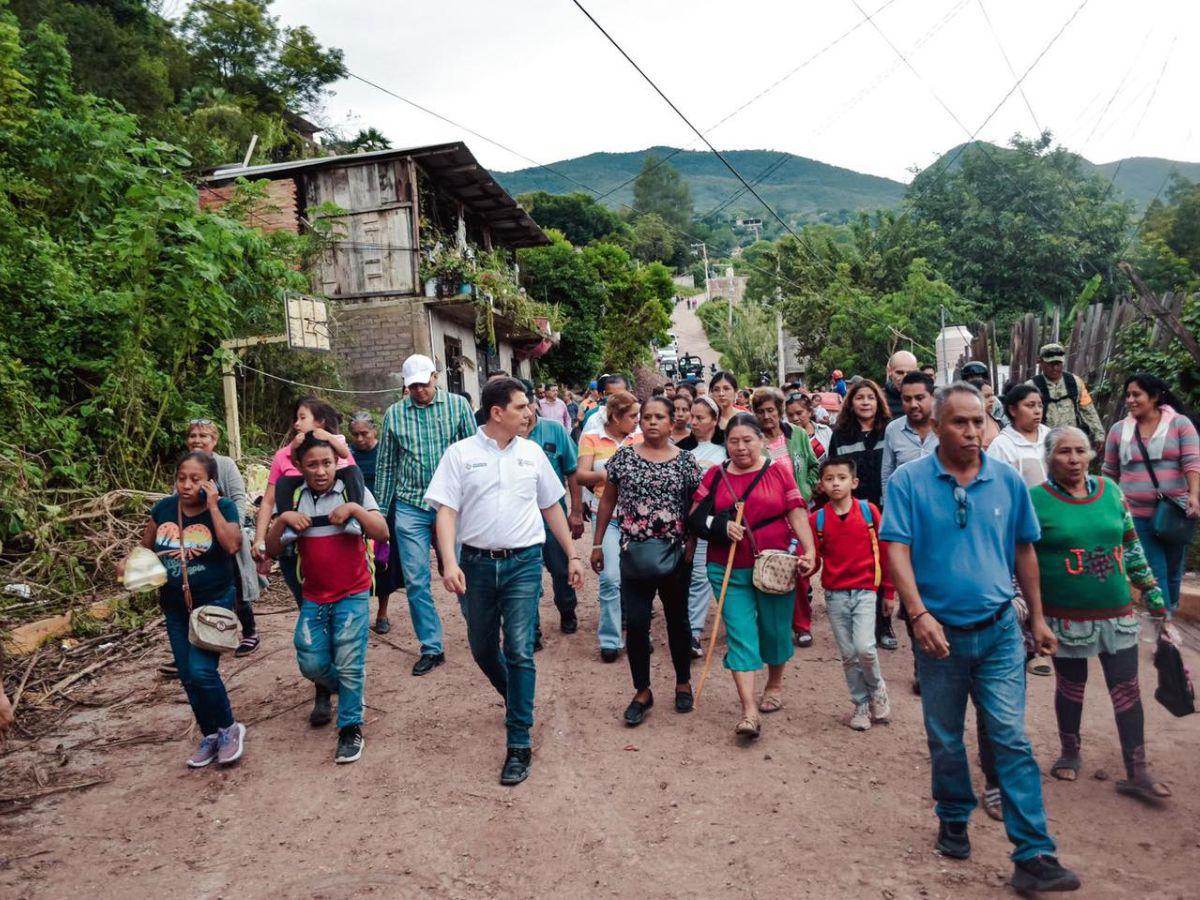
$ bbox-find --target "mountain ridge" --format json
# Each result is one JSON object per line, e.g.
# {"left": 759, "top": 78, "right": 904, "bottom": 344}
{"left": 495, "top": 145, "right": 1200, "bottom": 221}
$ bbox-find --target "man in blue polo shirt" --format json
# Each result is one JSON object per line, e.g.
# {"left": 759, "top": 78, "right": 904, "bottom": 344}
{"left": 882, "top": 383, "right": 1081, "bottom": 895}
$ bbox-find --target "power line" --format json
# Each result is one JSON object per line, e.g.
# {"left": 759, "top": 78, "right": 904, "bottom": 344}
{"left": 568, "top": 0, "right": 839, "bottom": 283}
{"left": 909, "top": 0, "right": 1091, "bottom": 192}
{"left": 974, "top": 0, "right": 1041, "bottom": 134}
{"left": 235, "top": 360, "right": 401, "bottom": 395}
{"left": 696, "top": 0, "right": 971, "bottom": 224}
{"left": 190, "top": 0, "right": 905, "bottom": 340}
{"left": 591, "top": 0, "right": 903, "bottom": 203}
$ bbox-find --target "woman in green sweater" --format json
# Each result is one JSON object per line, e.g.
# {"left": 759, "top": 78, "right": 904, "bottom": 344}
{"left": 1031, "top": 426, "right": 1172, "bottom": 801}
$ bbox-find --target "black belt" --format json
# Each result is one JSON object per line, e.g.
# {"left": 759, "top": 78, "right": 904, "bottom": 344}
{"left": 943, "top": 605, "right": 1010, "bottom": 632}
{"left": 462, "top": 544, "right": 537, "bottom": 560}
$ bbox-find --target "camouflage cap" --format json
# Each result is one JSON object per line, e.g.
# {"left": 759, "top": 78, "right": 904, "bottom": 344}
{"left": 1038, "top": 342, "right": 1066, "bottom": 362}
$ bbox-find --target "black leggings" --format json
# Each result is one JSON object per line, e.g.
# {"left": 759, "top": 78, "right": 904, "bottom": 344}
{"left": 1052, "top": 646, "right": 1146, "bottom": 780}
{"left": 620, "top": 559, "right": 692, "bottom": 692}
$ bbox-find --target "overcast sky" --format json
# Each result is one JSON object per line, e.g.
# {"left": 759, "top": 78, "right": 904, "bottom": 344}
{"left": 269, "top": 0, "right": 1197, "bottom": 185}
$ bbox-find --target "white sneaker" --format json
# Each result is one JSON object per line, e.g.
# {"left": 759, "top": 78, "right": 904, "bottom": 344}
{"left": 869, "top": 685, "right": 891, "bottom": 722}
{"left": 848, "top": 702, "right": 871, "bottom": 731}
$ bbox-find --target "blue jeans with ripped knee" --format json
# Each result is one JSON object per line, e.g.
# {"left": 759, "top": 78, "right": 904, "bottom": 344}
{"left": 294, "top": 591, "right": 370, "bottom": 728}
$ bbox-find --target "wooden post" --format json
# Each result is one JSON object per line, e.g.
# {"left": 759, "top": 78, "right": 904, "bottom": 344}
{"left": 221, "top": 350, "right": 242, "bottom": 462}
{"left": 218, "top": 334, "right": 290, "bottom": 461}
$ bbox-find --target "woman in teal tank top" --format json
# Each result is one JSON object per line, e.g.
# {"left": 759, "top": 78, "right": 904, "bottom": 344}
{"left": 1032, "top": 427, "right": 1172, "bottom": 801}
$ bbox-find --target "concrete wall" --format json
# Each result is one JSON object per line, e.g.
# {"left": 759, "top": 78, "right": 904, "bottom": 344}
{"left": 429, "top": 313, "right": 481, "bottom": 407}
{"left": 334, "top": 296, "right": 430, "bottom": 408}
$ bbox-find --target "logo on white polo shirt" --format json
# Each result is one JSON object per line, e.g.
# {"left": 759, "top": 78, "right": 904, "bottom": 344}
{"left": 465, "top": 461, "right": 488, "bottom": 471}
{"left": 517, "top": 458, "right": 535, "bottom": 468}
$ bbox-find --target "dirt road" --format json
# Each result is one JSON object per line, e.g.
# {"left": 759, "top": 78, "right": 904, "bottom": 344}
{"left": 2, "top": 542, "right": 1198, "bottom": 898}
{"left": 671, "top": 297, "right": 722, "bottom": 373}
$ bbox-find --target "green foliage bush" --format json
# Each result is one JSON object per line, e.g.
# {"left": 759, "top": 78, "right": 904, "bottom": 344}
{"left": 0, "top": 13, "right": 320, "bottom": 552}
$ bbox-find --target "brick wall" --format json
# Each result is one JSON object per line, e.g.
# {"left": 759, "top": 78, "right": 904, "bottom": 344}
{"left": 198, "top": 179, "right": 301, "bottom": 234}
{"left": 334, "top": 297, "right": 432, "bottom": 409}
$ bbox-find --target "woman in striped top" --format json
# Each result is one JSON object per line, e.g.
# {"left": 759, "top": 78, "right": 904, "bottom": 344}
{"left": 1101, "top": 374, "right": 1200, "bottom": 612}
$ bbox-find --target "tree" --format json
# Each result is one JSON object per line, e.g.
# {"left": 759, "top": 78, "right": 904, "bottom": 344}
{"left": 0, "top": 13, "right": 316, "bottom": 538}
{"left": 518, "top": 191, "right": 626, "bottom": 246}
{"left": 631, "top": 153, "right": 693, "bottom": 233}
{"left": 582, "top": 244, "right": 673, "bottom": 372}
{"left": 907, "top": 132, "right": 1130, "bottom": 321}
{"left": 629, "top": 213, "right": 676, "bottom": 264}
{"left": 696, "top": 300, "right": 777, "bottom": 385}
{"left": 518, "top": 231, "right": 605, "bottom": 385}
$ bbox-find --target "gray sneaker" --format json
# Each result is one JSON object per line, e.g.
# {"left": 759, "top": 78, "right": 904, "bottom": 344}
{"left": 217, "top": 722, "right": 245, "bottom": 765}
{"left": 187, "top": 734, "right": 219, "bottom": 768}
{"left": 869, "top": 684, "right": 891, "bottom": 722}
{"left": 848, "top": 702, "right": 872, "bottom": 731}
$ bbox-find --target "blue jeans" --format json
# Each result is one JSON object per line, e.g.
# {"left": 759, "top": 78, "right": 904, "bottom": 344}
{"left": 916, "top": 606, "right": 1055, "bottom": 861}
{"left": 535, "top": 522, "right": 577, "bottom": 634}
{"left": 1134, "top": 517, "right": 1186, "bottom": 612}
{"left": 826, "top": 588, "right": 884, "bottom": 705}
{"left": 595, "top": 519, "right": 624, "bottom": 650}
{"left": 393, "top": 501, "right": 445, "bottom": 656}
{"left": 458, "top": 545, "right": 542, "bottom": 749}
{"left": 294, "top": 592, "right": 370, "bottom": 728}
{"left": 163, "top": 587, "right": 235, "bottom": 736}
{"left": 687, "top": 539, "right": 712, "bottom": 639}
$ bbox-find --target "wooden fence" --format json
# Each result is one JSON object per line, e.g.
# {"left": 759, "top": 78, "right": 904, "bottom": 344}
{"left": 951, "top": 293, "right": 1191, "bottom": 395}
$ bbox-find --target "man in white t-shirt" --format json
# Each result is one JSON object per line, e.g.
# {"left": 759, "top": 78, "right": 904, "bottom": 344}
{"left": 425, "top": 378, "right": 584, "bottom": 787}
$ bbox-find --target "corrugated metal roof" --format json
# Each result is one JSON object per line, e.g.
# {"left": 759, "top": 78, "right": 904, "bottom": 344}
{"left": 203, "top": 142, "right": 549, "bottom": 249}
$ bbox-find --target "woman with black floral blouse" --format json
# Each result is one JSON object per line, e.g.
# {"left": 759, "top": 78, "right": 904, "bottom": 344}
{"left": 593, "top": 396, "right": 702, "bottom": 727}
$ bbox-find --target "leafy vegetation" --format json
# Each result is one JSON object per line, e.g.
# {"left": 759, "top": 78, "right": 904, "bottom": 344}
{"left": 0, "top": 9, "right": 329, "bottom": 561}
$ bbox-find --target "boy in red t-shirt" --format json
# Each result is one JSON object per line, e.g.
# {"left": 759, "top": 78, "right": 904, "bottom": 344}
{"left": 811, "top": 458, "right": 895, "bottom": 731}
{"left": 266, "top": 435, "right": 388, "bottom": 764}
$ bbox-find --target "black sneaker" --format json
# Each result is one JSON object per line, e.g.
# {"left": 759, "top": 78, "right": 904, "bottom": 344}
{"left": 412, "top": 652, "right": 445, "bottom": 676}
{"left": 335, "top": 725, "right": 363, "bottom": 764}
{"left": 935, "top": 820, "right": 970, "bottom": 860}
{"left": 600, "top": 648, "right": 619, "bottom": 663}
{"left": 500, "top": 747, "right": 531, "bottom": 786}
{"left": 309, "top": 684, "right": 332, "bottom": 727}
{"left": 560, "top": 612, "right": 578, "bottom": 634}
{"left": 1010, "top": 855, "right": 1081, "bottom": 893}
{"left": 690, "top": 635, "right": 703, "bottom": 659}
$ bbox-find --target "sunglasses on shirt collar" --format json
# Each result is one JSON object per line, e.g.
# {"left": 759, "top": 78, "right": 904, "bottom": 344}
{"left": 953, "top": 485, "right": 969, "bottom": 528}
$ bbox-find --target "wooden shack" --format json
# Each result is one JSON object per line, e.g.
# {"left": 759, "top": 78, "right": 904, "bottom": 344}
{"left": 199, "top": 142, "right": 550, "bottom": 406}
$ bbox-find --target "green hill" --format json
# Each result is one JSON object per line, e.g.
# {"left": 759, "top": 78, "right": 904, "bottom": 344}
{"left": 493, "top": 146, "right": 908, "bottom": 223}
{"left": 926, "top": 142, "right": 1200, "bottom": 208}
{"left": 498, "top": 145, "right": 1200, "bottom": 222}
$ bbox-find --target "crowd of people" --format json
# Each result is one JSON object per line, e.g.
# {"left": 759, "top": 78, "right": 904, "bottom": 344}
{"left": 95, "top": 340, "right": 1199, "bottom": 895}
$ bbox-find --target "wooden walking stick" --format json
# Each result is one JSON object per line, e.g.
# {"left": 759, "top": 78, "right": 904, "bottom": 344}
{"left": 694, "top": 502, "right": 745, "bottom": 705}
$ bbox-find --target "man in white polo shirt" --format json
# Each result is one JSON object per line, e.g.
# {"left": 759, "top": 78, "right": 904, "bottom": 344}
{"left": 425, "top": 378, "right": 584, "bottom": 787}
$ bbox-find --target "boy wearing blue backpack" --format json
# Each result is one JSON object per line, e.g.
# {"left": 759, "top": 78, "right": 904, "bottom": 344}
{"left": 811, "top": 458, "right": 895, "bottom": 731}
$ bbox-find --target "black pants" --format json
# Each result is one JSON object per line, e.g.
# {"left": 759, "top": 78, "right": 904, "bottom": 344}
{"left": 233, "top": 562, "right": 256, "bottom": 638}
{"left": 620, "top": 558, "right": 692, "bottom": 692}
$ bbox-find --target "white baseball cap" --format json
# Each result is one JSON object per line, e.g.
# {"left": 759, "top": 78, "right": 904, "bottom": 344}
{"left": 401, "top": 354, "right": 437, "bottom": 387}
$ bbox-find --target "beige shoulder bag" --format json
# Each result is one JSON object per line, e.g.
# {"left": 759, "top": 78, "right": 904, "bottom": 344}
{"left": 178, "top": 500, "right": 240, "bottom": 654}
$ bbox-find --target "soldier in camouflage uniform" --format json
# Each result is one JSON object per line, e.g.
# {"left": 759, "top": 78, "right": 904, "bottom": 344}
{"left": 1029, "top": 343, "right": 1105, "bottom": 446}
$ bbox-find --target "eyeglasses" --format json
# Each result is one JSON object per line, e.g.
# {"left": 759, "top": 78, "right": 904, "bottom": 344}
{"left": 953, "top": 485, "right": 969, "bottom": 528}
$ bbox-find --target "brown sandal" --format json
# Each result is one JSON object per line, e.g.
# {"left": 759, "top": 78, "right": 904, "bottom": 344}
{"left": 758, "top": 691, "right": 784, "bottom": 713}
{"left": 1116, "top": 776, "right": 1171, "bottom": 801}
{"left": 735, "top": 714, "right": 761, "bottom": 738}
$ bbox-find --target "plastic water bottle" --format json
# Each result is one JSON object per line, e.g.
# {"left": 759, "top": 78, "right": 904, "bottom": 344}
{"left": 787, "top": 538, "right": 799, "bottom": 556}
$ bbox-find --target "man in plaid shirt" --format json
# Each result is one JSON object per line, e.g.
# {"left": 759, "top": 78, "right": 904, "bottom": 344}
{"left": 375, "top": 354, "right": 477, "bottom": 676}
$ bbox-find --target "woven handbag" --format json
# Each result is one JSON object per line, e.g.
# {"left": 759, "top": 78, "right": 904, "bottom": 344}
{"left": 716, "top": 463, "right": 796, "bottom": 595}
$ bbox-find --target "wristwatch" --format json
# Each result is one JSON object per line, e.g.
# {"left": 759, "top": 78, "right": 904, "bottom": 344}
{"left": 256, "top": 542, "right": 267, "bottom": 553}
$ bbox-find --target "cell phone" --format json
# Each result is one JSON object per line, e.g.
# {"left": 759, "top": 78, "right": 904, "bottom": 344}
{"left": 198, "top": 488, "right": 207, "bottom": 502}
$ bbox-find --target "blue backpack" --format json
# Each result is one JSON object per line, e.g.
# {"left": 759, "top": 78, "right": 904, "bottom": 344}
{"left": 815, "top": 500, "right": 881, "bottom": 588}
